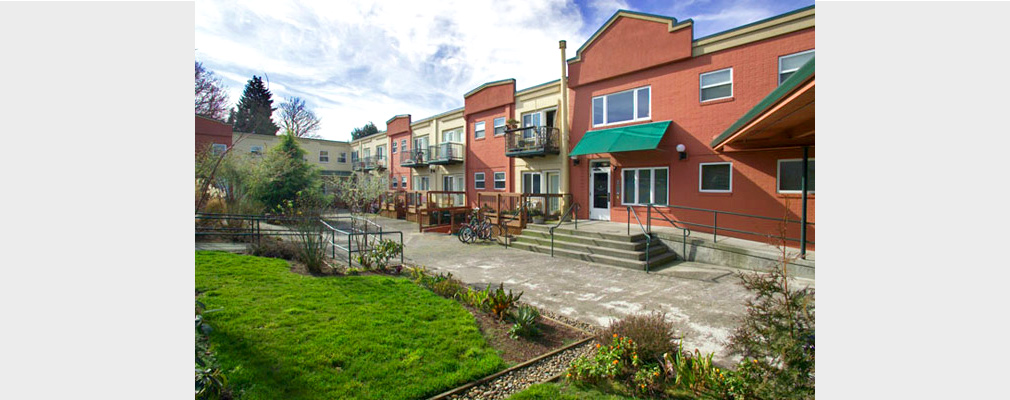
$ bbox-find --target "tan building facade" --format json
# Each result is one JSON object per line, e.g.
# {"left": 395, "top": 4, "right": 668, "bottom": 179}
{"left": 232, "top": 132, "right": 353, "bottom": 177}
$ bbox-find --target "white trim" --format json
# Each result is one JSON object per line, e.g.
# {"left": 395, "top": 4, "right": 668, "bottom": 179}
{"left": 474, "top": 121, "right": 486, "bottom": 139}
{"left": 493, "top": 117, "right": 506, "bottom": 136}
{"left": 778, "top": 49, "right": 814, "bottom": 85}
{"left": 776, "top": 158, "right": 815, "bottom": 194}
{"left": 521, "top": 171, "right": 543, "bottom": 194}
{"left": 699, "top": 162, "right": 733, "bottom": 193}
{"left": 591, "top": 86, "right": 651, "bottom": 127}
{"left": 700, "top": 68, "right": 733, "bottom": 102}
{"left": 319, "top": 150, "right": 329, "bottom": 163}
{"left": 620, "top": 167, "right": 669, "bottom": 206}
{"left": 493, "top": 171, "right": 506, "bottom": 190}
{"left": 474, "top": 172, "right": 486, "bottom": 190}
{"left": 391, "top": 140, "right": 398, "bottom": 154}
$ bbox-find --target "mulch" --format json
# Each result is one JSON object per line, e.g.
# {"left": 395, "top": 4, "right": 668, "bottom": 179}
{"left": 466, "top": 305, "right": 586, "bottom": 365}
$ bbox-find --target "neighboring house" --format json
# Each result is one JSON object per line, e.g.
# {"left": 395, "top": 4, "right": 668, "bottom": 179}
{"left": 233, "top": 132, "right": 353, "bottom": 182}
{"left": 195, "top": 114, "right": 232, "bottom": 154}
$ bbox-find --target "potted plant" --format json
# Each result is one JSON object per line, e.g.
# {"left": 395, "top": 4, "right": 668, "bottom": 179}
{"left": 528, "top": 208, "right": 545, "bottom": 224}
{"left": 506, "top": 118, "right": 520, "bottom": 130}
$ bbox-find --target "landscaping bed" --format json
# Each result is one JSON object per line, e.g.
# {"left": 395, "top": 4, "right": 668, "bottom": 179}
{"left": 468, "top": 305, "right": 585, "bottom": 365}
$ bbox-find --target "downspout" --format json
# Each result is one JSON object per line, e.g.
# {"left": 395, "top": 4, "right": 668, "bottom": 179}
{"left": 559, "top": 40, "right": 571, "bottom": 213}
{"left": 801, "top": 146, "right": 809, "bottom": 259}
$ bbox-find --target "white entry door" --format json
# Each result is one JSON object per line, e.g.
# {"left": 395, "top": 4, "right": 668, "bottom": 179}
{"left": 589, "top": 160, "right": 611, "bottom": 220}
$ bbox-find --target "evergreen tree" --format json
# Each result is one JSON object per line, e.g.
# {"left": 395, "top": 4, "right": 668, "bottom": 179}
{"left": 250, "top": 130, "right": 320, "bottom": 212}
{"left": 229, "top": 76, "right": 279, "bottom": 135}
{"left": 350, "top": 122, "right": 379, "bottom": 140}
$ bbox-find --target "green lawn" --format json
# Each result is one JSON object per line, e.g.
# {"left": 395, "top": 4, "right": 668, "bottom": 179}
{"left": 196, "top": 251, "right": 505, "bottom": 399}
{"left": 508, "top": 382, "right": 644, "bottom": 400}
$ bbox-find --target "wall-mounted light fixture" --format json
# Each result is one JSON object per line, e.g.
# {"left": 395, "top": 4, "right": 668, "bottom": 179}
{"left": 676, "top": 144, "right": 687, "bottom": 160}
{"left": 570, "top": 155, "right": 580, "bottom": 166}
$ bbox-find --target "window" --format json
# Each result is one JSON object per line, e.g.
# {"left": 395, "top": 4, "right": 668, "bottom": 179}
{"left": 700, "top": 68, "right": 733, "bottom": 102}
{"left": 699, "top": 162, "right": 732, "bottom": 193}
{"left": 493, "top": 117, "right": 506, "bottom": 136}
{"left": 443, "top": 129, "right": 461, "bottom": 143}
{"left": 401, "top": 175, "right": 407, "bottom": 188}
{"left": 250, "top": 145, "right": 262, "bottom": 154}
{"left": 474, "top": 121, "right": 485, "bottom": 139}
{"left": 351, "top": 151, "right": 358, "bottom": 162}
{"left": 391, "top": 141, "right": 397, "bottom": 154}
{"left": 401, "top": 139, "right": 407, "bottom": 152}
{"left": 621, "top": 167, "right": 668, "bottom": 205}
{"left": 522, "top": 172, "right": 542, "bottom": 194}
{"left": 494, "top": 172, "right": 506, "bottom": 190}
{"left": 777, "top": 159, "right": 815, "bottom": 193}
{"left": 522, "top": 112, "right": 541, "bottom": 128}
{"left": 211, "top": 143, "right": 227, "bottom": 155}
{"left": 376, "top": 145, "right": 386, "bottom": 160}
{"left": 338, "top": 152, "right": 347, "bottom": 163}
{"left": 592, "top": 86, "right": 650, "bottom": 127}
{"left": 392, "top": 178, "right": 398, "bottom": 188}
{"left": 779, "top": 50, "right": 814, "bottom": 85}
{"left": 319, "top": 151, "right": 329, "bottom": 162}
{"left": 474, "top": 172, "right": 485, "bottom": 190}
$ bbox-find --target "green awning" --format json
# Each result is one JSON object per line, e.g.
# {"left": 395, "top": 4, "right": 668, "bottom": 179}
{"left": 569, "top": 120, "right": 671, "bottom": 156}
{"left": 710, "top": 57, "right": 814, "bottom": 148}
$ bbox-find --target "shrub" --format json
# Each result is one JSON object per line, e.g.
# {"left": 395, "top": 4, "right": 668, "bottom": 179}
{"left": 659, "top": 341, "right": 723, "bottom": 397}
{"left": 196, "top": 301, "right": 228, "bottom": 399}
{"left": 431, "top": 276, "right": 465, "bottom": 298}
{"left": 598, "top": 311, "right": 678, "bottom": 363}
{"left": 455, "top": 285, "right": 491, "bottom": 312}
{"left": 488, "top": 283, "right": 522, "bottom": 321}
{"left": 725, "top": 260, "right": 815, "bottom": 399}
{"left": 568, "top": 334, "right": 641, "bottom": 384}
{"left": 508, "top": 305, "right": 541, "bottom": 339}
{"left": 248, "top": 237, "right": 299, "bottom": 260}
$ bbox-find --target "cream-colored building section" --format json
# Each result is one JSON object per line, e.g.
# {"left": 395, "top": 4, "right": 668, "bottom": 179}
{"left": 512, "top": 81, "right": 565, "bottom": 195}
{"left": 692, "top": 7, "right": 813, "bottom": 56}
{"left": 232, "top": 132, "right": 352, "bottom": 174}
{"left": 409, "top": 107, "right": 466, "bottom": 192}
{"left": 350, "top": 131, "right": 389, "bottom": 167}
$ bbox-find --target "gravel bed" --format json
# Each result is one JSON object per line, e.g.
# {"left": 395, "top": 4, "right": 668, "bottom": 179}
{"left": 448, "top": 340, "right": 596, "bottom": 400}
{"left": 534, "top": 306, "right": 601, "bottom": 335}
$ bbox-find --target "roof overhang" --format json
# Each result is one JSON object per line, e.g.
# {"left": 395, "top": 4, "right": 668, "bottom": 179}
{"left": 711, "top": 58, "right": 814, "bottom": 151}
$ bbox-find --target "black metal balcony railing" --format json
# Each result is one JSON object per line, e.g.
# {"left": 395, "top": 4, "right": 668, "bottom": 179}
{"left": 428, "top": 143, "right": 464, "bottom": 164}
{"left": 399, "top": 148, "right": 429, "bottom": 167}
{"left": 505, "top": 126, "right": 560, "bottom": 157}
{"left": 352, "top": 156, "right": 387, "bottom": 171}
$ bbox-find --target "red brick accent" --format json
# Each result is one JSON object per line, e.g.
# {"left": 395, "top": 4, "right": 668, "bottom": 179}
{"left": 386, "top": 115, "right": 412, "bottom": 190}
{"left": 569, "top": 16, "right": 693, "bottom": 88}
{"left": 195, "top": 115, "right": 232, "bottom": 154}
{"left": 464, "top": 81, "right": 516, "bottom": 207}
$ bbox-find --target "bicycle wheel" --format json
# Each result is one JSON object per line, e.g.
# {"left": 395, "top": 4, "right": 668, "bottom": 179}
{"left": 458, "top": 226, "right": 472, "bottom": 243}
{"left": 487, "top": 224, "right": 502, "bottom": 243}
{"left": 462, "top": 226, "right": 477, "bottom": 243}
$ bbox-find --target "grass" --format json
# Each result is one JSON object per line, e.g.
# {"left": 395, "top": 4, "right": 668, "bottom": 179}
{"left": 195, "top": 251, "right": 505, "bottom": 399}
{"left": 507, "top": 382, "right": 645, "bottom": 400}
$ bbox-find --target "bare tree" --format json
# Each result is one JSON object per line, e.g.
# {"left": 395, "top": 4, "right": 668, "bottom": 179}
{"left": 195, "top": 61, "right": 230, "bottom": 121}
{"left": 279, "top": 96, "right": 322, "bottom": 138}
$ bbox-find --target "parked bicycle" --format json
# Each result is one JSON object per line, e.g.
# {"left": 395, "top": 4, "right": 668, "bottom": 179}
{"left": 458, "top": 208, "right": 502, "bottom": 244}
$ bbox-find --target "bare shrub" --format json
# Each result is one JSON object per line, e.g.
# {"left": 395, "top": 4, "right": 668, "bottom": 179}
{"left": 598, "top": 311, "right": 679, "bottom": 363}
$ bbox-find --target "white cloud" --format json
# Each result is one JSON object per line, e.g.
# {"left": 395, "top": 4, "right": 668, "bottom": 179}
{"left": 196, "top": 0, "right": 590, "bottom": 141}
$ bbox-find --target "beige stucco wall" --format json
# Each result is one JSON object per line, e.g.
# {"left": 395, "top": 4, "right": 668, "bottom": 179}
{"left": 232, "top": 132, "right": 352, "bottom": 174}
{"left": 513, "top": 82, "right": 565, "bottom": 187}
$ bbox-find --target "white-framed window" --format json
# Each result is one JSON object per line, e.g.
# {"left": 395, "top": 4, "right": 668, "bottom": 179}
{"left": 401, "top": 175, "right": 407, "bottom": 188}
{"left": 522, "top": 172, "right": 542, "bottom": 194}
{"left": 391, "top": 141, "right": 397, "bottom": 154}
{"left": 376, "top": 145, "right": 386, "bottom": 160}
{"left": 351, "top": 151, "right": 358, "bottom": 162}
{"left": 392, "top": 178, "right": 398, "bottom": 188}
{"left": 474, "top": 121, "right": 486, "bottom": 139}
{"left": 319, "top": 151, "right": 329, "bottom": 163}
{"left": 700, "top": 68, "right": 733, "bottom": 102}
{"left": 401, "top": 139, "right": 407, "bottom": 152}
{"left": 211, "top": 143, "right": 227, "bottom": 155}
{"left": 474, "top": 172, "right": 486, "bottom": 190}
{"left": 338, "top": 152, "right": 347, "bottom": 163}
{"left": 442, "top": 129, "right": 461, "bottom": 143}
{"left": 250, "top": 145, "right": 262, "bottom": 154}
{"left": 494, "top": 117, "right": 506, "bottom": 136}
{"left": 493, "top": 172, "right": 506, "bottom": 190}
{"left": 592, "top": 86, "right": 650, "bottom": 127}
{"left": 777, "top": 159, "right": 815, "bottom": 193}
{"left": 413, "top": 176, "right": 430, "bottom": 191}
{"left": 779, "top": 49, "right": 814, "bottom": 85}
{"left": 699, "top": 162, "right": 733, "bottom": 193}
{"left": 621, "top": 167, "right": 668, "bottom": 205}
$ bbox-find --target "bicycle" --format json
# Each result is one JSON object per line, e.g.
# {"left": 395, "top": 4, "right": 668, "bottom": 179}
{"left": 458, "top": 208, "right": 502, "bottom": 244}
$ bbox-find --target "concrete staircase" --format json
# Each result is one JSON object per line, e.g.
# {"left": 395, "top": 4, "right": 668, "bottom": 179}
{"left": 510, "top": 224, "right": 677, "bottom": 270}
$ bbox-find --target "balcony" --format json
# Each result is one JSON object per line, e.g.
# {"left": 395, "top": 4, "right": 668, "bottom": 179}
{"left": 428, "top": 143, "right": 464, "bottom": 165}
{"left": 351, "top": 156, "right": 387, "bottom": 171}
{"left": 505, "top": 126, "right": 560, "bottom": 157}
{"left": 399, "top": 148, "right": 430, "bottom": 168}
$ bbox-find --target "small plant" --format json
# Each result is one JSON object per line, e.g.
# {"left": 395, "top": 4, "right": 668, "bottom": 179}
{"left": 487, "top": 283, "right": 522, "bottom": 321}
{"left": 505, "top": 118, "right": 520, "bottom": 129}
{"left": 455, "top": 285, "right": 492, "bottom": 312}
{"left": 568, "top": 334, "right": 641, "bottom": 384}
{"left": 431, "top": 275, "right": 465, "bottom": 298}
{"left": 195, "top": 301, "right": 228, "bottom": 399}
{"left": 660, "top": 341, "right": 722, "bottom": 397}
{"left": 357, "top": 239, "right": 403, "bottom": 271}
{"left": 598, "top": 311, "right": 679, "bottom": 363}
{"left": 248, "top": 237, "right": 299, "bottom": 260}
{"left": 508, "top": 305, "right": 541, "bottom": 339}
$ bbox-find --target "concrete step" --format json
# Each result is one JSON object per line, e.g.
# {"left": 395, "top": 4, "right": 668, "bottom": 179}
{"left": 518, "top": 230, "right": 647, "bottom": 251}
{"left": 508, "top": 241, "right": 678, "bottom": 270}
{"left": 512, "top": 235, "right": 668, "bottom": 261}
{"left": 523, "top": 224, "right": 647, "bottom": 242}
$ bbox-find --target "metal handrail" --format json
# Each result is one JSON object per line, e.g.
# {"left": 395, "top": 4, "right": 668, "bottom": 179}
{"left": 643, "top": 203, "right": 813, "bottom": 246}
{"left": 548, "top": 202, "right": 580, "bottom": 257}
{"left": 320, "top": 218, "right": 403, "bottom": 268}
{"left": 626, "top": 206, "right": 652, "bottom": 273}
{"left": 646, "top": 205, "right": 691, "bottom": 261}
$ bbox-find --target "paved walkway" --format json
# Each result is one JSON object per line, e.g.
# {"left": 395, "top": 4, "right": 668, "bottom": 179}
{"left": 366, "top": 216, "right": 814, "bottom": 366}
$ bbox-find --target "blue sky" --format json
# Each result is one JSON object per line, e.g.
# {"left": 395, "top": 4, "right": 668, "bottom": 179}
{"left": 196, "top": 0, "right": 813, "bottom": 141}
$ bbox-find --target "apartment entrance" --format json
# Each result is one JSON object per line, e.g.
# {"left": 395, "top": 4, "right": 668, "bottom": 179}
{"left": 589, "top": 160, "right": 611, "bottom": 220}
